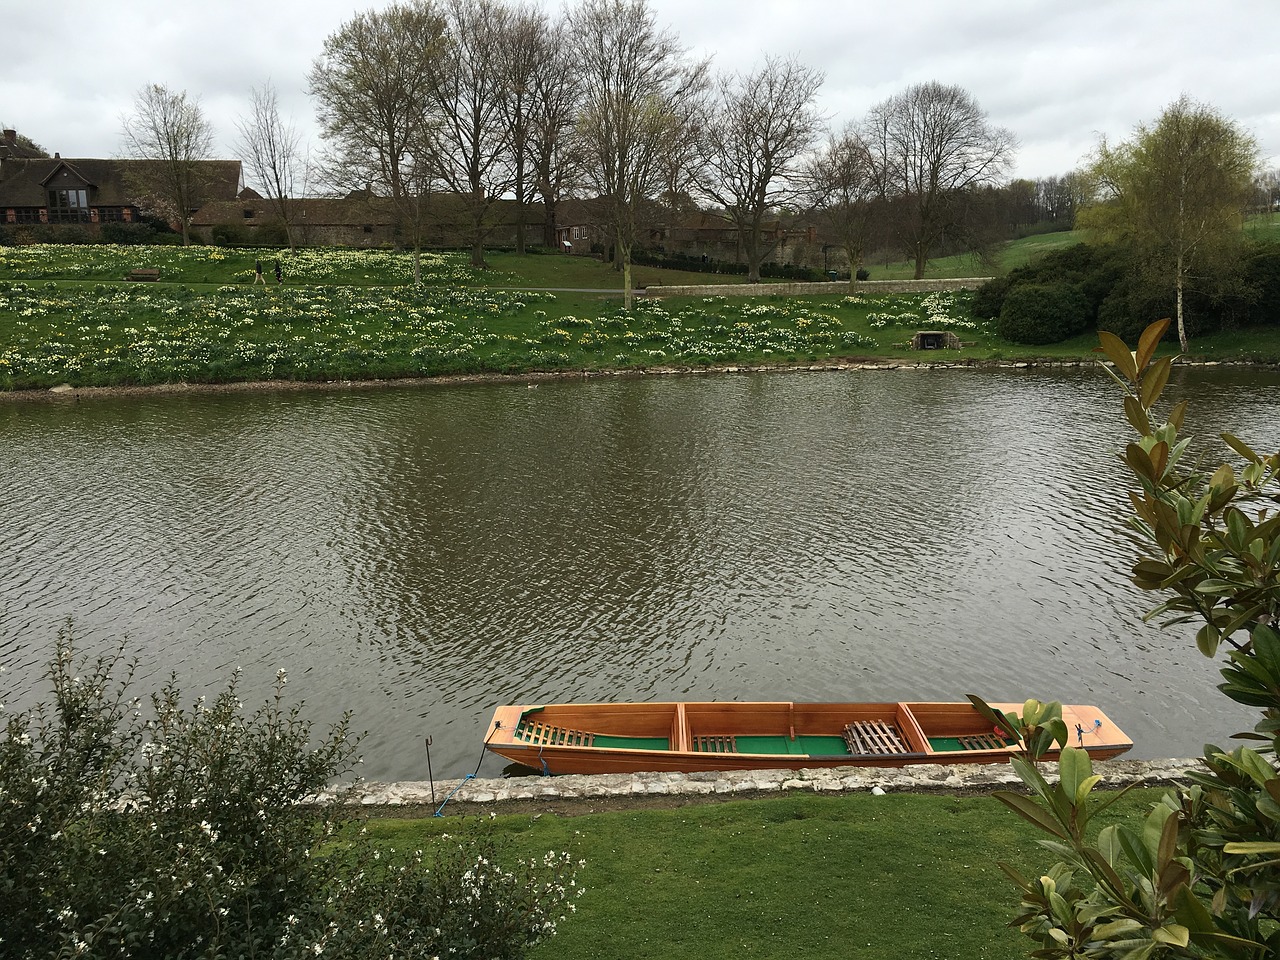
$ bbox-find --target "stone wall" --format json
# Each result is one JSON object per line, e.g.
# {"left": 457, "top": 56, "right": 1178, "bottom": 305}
{"left": 347, "top": 757, "right": 1201, "bottom": 808}
{"left": 640, "top": 278, "right": 992, "bottom": 298}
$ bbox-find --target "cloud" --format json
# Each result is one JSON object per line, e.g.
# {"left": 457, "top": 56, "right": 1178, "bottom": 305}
{"left": 4, "top": 0, "right": 1276, "bottom": 180}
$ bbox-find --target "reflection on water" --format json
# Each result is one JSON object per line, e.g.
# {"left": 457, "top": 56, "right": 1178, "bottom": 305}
{"left": 2, "top": 366, "right": 1278, "bottom": 779}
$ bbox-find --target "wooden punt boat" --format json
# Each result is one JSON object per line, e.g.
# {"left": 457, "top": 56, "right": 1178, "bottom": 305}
{"left": 484, "top": 701, "right": 1132, "bottom": 775}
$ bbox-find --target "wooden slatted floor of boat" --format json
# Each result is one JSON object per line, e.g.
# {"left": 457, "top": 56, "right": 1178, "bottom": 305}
{"left": 693, "top": 735, "right": 737, "bottom": 753}
{"left": 842, "top": 720, "right": 909, "bottom": 755}
{"left": 514, "top": 720, "right": 594, "bottom": 747}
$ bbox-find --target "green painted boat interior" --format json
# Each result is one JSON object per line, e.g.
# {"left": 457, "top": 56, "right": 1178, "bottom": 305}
{"left": 731, "top": 735, "right": 849, "bottom": 755}
{"left": 589, "top": 735, "right": 671, "bottom": 750}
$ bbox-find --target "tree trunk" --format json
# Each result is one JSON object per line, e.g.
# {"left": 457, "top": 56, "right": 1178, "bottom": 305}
{"left": 622, "top": 245, "right": 634, "bottom": 311}
{"left": 913, "top": 243, "right": 926, "bottom": 280}
{"left": 543, "top": 197, "right": 557, "bottom": 249}
{"left": 1176, "top": 254, "right": 1188, "bottom": 352}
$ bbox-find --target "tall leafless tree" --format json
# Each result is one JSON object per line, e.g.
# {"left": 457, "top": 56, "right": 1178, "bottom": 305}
{"left": 802, "top": 123, "right": 880, "bottom": 286}
{"left": 309, "top": 0, "right": 445, "bottom": 273}
{"left": 425, "top": 0, "right": 516, "bottom": 267}
{"left": 697, "top": 55, "right": 824, "bottom": 282}
{"left": 525, "top": 13, "right": 583, "bottom": 250}
{"left": 864, "top": 81, "right": 1016, "bottom": 278}
{"left": 235, "top": 81, "right": 304, "bottom": 249}
{"left": 119, "top": 84, "right": 215, "bottom": 246}
{"left": 570, "top": 0, "right": 700, "bottom": 309}
{"left": 494, "top": 3, "right": 546, "bottom": 255}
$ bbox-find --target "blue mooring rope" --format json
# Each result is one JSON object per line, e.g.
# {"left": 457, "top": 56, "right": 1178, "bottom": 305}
{"left": 433, "top": 774, "right": 475, "bottom": 817}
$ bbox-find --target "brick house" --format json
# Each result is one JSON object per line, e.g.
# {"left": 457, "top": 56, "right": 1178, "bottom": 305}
{"left": 0, "top": 128, "right": 240, "bottom": 233}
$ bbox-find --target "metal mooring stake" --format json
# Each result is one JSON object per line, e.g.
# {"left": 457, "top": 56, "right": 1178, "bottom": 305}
{"left": 424, "top": 736, "right": 436, "bottom": 808}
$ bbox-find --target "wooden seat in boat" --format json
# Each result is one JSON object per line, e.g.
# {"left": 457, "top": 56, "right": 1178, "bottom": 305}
{"left": 842, "top": 720, "right": 909, "bottom": 755}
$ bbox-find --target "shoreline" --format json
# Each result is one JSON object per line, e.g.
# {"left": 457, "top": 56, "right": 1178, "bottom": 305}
{"left": 339, "top": 757, "right": 1201, "bottom": 817}
{"left": 5, "top": 355, "right": 1273, "bottom": 405}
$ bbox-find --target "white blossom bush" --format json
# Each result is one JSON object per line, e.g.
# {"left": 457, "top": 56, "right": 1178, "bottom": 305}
{"left": 0, "top": 638, "right": 581, "bottom": 960}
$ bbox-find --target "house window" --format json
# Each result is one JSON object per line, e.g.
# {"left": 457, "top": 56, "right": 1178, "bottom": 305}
{"left": 48, "top": 188, "right": 90, "bottom": 223}
{"left": 243, "top": 209, "right": 255, "bottom": 219}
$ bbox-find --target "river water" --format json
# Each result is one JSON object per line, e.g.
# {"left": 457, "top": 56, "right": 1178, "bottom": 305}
{"left": 2, "top": 365, "right": 1277, "bottom": 781}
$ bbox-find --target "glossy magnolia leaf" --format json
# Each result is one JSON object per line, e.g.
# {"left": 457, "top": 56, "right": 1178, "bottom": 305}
{"left": 1196, "top": 624, "right": 1221, "bottom": 658}
{"left": 992, "top": 791, "right": 1070, "bottom": 840}
{"left": 1125, "top": 444, "right": 1157, "bottom": 482}
{"left": 1124, "top": 395, "right": 1151, "bottom": 435}
{"left": 1098, "top": 330, "right": 1139, "bottom": 383}
{"left": 1140, "top": 355, "right": 1174, "bottom": 409}
{"left": 1222, "top": 432, "right": 1262, "bottom": 464}
{"left": 1148, "top": 440, "right": 1169, "bottom": 477}
{"left": 1222, "top": 841, "right": 1280, "bottom": 854}
{"left": 1152, "top": 924, "right": 1191, "bottom": 948}
{"left": 1169, "top": 399, "right": 1188, "bottom": 431}
{"left": 1093, "top": 919, "right": 1144, "bottom": 939}
{"left": 1135, "top": 318, "right": 1172, "bottom": 371}
{"left": 1156, "top": 807, "right": 1180, "bottom": 869}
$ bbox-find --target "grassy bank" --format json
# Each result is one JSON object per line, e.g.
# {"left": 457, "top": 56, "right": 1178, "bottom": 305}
{"left": 359, "top": 788, "right": 1162, "bottom": 960}
{"left": 3, "top": 243, "right": 1278, "bottom": 392}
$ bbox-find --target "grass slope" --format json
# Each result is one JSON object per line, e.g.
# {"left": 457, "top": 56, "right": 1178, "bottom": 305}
{"left": 361, "top": 788, "right": 1162, "bottom": 960}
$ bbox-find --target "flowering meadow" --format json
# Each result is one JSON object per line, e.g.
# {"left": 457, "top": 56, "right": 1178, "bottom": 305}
{"left": 0, "top": 245, "right": 987, "bottom": 390}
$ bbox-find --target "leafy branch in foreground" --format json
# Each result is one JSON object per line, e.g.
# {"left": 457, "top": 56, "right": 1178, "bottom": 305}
{"left": 984, "top": 318, "right": 1280, "bottom": 959}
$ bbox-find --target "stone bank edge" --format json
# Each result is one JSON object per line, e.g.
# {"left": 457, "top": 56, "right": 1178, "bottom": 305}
{"left": 344, "top": 757, "right": 1200, "bottom": 807}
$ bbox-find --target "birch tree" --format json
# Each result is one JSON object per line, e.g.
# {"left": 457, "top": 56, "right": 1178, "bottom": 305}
{"left": 1083, "top": 96, "right": 1259, "bottom": 351}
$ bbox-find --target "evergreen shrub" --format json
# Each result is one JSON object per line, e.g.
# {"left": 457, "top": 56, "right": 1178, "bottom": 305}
{"left": 996, "top": 282, "right": 1092, "bottom": 344}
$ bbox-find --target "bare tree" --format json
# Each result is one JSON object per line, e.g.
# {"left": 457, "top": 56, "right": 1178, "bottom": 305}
{"left": 425, "top": 0, "right": 516, "bottom": 267}
{"left": 864, "top": 81, "right": 1016, "bottom": 278}
{"left": 802, "top": 123, "right": 880, "bottom": 286}
{"left": 309, "top": 0, "right": 446, "bottom": 271}
{"left": 526, "top": 13, "right": 584, "bottom": 250}
{"left": 494, "top": 3, "right": 546, "bottom": 255}
{"left": 235, "top": 81, "right": 304, "bottom": 249}
{"left": 119, "top": 84, "right": 216, "bottom": 246}
{"left": 697, "top": 55, "right": 824, "bottom": 282}
{"left": 571, "top": 0, "right": 699, "bottom": 309}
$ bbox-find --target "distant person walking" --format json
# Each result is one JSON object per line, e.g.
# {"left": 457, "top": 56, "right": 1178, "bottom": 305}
{"left": 274, "top": 259, "right": 283, "bottom": 284}
{"left": 254, "top": 259, "right": 266, "bottom": 285}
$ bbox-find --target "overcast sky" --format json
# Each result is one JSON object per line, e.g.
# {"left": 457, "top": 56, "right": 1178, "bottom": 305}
{"left": 3, "top": 0, "right": 1276, "bottom": 186}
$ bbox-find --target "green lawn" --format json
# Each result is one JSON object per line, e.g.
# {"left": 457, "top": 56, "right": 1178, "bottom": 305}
{"left": 3, "top": 240, "right": 1278, "bottom": 391}
{"left": 359, "top": 787, "right": 1163, "bottom": 960}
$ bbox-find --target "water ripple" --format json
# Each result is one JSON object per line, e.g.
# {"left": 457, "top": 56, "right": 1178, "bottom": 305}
{"left": 2, "top": 366, "right": 1277, "bottom": 779}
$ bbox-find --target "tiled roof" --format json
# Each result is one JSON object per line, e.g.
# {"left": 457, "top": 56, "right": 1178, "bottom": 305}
{"left": 0, "top": 157, "right": 241, "bottom": 208}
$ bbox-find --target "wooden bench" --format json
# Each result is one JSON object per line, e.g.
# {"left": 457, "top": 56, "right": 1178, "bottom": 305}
{"left": 125, "top": 268, "right": 160, "bottom": 282}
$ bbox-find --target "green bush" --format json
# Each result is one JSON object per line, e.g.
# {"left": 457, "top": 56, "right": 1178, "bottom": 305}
{"left": 970, "top": 274, "right": 1012, "bottom": 319}
{"left": 103, "top": 222, "right": 171, "bottom": 245}
{"left": 1243, "top": 239, "right": 1280, "bottom": 325}
{"left": 0, "top": 637, "right": 581, "bottom": 959}
{"left": 996, "top": 282, "right": 1092, "bottom": 344}
{"left": 992, "top": 322, "right": 1280, "bottom": 959}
